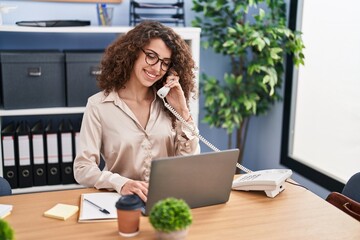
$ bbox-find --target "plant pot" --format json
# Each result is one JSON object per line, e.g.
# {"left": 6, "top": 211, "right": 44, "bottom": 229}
{"left": 155, "top": 228, "right": 188, "bottom": 240}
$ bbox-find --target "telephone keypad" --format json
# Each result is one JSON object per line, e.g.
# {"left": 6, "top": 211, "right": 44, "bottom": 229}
{"left": 239, "top": 174, "right": 261, "bottom": 182}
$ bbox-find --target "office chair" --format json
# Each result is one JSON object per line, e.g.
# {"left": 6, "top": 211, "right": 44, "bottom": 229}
{"left": 342, "top": 172, "right": 360, "bottom": 202}
{"left": 0, "top": 177, "right": 12, "bottom": 196}
{"left": 326, "top": 172, "right": 360, "bottom": 221}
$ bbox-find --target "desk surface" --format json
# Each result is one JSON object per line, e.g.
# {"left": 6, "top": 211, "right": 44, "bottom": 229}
{"left": 0, "top": 182, "right": 359, "bottom": 240}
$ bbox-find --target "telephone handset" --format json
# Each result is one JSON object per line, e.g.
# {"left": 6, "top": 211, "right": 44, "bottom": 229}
{"left": 157, "top": 86, "right": 292, "bottom": 198}
{"left": 157, "top": 86, "right": 171, "bottom": 99}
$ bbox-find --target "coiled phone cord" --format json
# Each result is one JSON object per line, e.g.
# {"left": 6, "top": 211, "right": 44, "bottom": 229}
{"left": 162, "top": 99, "right": 252, "bottom": 173}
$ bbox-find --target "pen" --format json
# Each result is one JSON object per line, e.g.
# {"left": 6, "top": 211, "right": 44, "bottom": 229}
{"left": 84, "top": 198, "right": 110, "bottom": 214}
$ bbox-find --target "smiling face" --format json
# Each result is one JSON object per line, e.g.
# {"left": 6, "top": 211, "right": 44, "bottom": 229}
{"left": 131, "top": 38, "right": 172, "bottom": 88}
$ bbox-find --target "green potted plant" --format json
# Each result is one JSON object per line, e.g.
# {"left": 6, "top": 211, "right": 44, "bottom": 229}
{"left": 191, "top": 0, "right": 305, "bottom": 165}
{"left": 149, "top": 197, "right": 192, "bottom": 240}
{"left": 0, "top": 219, "right": 14, "bottom": 240}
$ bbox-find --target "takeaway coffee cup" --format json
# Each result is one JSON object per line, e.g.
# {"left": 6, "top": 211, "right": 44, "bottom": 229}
{"left": 115, "top": 194, "right": 144, "bottom": 237}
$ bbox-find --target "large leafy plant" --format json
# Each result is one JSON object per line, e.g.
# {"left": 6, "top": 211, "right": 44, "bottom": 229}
{"left": 192, "top": 0, "right": 304, "bottom": 164}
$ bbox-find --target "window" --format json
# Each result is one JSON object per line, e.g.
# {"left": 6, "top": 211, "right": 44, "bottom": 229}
{"left": 281, "top": 0, "right": 360, "bottom": 191}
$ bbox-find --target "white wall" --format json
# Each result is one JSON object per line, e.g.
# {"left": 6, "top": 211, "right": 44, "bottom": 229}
{"left": 0, "top": 0, "right": 333, "bottom": 199}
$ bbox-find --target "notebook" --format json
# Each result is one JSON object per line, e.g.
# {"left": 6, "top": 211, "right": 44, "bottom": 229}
{"left": 78, "top": 192, "right": 120, "bottom": 222}
{"left": 0, "top": 204, "right": 13, "bottom": 219}
{"left": 143, "top": 149, "right": 239, "bottom": 215}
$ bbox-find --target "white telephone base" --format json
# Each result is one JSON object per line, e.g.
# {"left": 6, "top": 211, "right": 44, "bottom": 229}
{"left": 232, "top": 169, "right": 293, "bottom": 198}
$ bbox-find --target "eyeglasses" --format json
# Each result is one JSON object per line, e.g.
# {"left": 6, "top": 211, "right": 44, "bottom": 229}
{"left": 141, "top": 48, "right": 172, "bottom": 71}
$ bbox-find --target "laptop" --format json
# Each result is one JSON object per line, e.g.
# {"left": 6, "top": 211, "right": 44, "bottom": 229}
{"left": 142, "top": 149, "right": 239, "bottom": 216}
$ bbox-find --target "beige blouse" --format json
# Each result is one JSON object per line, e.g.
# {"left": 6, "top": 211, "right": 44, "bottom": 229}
{"left": 73, "top": 90, "right": 200, "bottom": 193}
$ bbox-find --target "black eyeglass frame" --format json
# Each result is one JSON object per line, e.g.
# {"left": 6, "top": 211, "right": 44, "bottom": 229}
{"left": 141, "top": 48, "right": 172, "bottom": 71}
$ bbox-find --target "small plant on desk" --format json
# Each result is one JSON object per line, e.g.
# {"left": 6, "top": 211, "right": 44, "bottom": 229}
{"left": 0, "top": 219, "right": 14, "bottom": 240}
{"left": 149, "top": 197, "right": 192, "bottom": 240}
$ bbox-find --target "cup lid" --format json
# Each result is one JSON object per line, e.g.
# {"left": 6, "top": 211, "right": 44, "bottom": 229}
{"left": 116, "top": 194, "right": 144, "bottom": 210}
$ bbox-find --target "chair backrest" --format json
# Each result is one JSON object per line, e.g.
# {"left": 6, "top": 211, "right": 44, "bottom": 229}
{"left": 342, "top": 172, "right": 360, "bottom": 202}
{"left": 326, "top": 192, "right": 360, "bottom": 221}
{"left": 0, "top": 177, "right": 12, "bottom": 196}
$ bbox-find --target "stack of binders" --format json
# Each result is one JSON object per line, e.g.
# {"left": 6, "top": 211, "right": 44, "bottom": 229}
{"left": 1, "top": 119, "right": 81, "bottom": 189}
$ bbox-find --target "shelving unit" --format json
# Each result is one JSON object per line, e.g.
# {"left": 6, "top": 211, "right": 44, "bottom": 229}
{"left": 0, "top": 107, "right": 85, "bottom": 117}
{"left": 0, "top": 25, "right": 200, "bottom": 194}
{"left": 130, "top": 0, "right": 185, "bottom": 26}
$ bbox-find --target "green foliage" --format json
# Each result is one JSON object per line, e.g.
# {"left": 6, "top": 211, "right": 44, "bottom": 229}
{"left": 149, "top": 198, "right": 192, "bottom": 233}
{"left": 192, "top": 0, "right": 305, "bottom": 147}
{"left": 0, "top": 219, "right": 14, "bottom": 240}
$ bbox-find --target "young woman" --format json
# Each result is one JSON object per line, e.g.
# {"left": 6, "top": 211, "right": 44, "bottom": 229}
{"left": 73, "top": 21, "right": 200, "bottom": 202}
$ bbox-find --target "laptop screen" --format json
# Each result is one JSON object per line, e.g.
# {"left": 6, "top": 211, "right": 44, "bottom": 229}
{"left": 143, "top": 149, "right": 239, "bottom": 215}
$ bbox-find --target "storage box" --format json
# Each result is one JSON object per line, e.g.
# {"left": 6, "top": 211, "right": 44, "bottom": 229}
{"left": 65, "top": 51, "right": 103, "bottom": 107}
{"left": 0, "top": 51, "right": 66, "bottom": 109}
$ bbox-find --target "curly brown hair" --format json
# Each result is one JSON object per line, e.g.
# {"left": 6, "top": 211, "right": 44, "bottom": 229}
{"left": 98, "top": 21, "right": 197, "bottom": 125}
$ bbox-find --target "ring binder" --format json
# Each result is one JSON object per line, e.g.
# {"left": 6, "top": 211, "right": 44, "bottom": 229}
{"left": 58, "top": 119, "right": 76, "bottom": 184}
{"left": 1, "top": 122, "right": 18, "bottom": 189}
{"left": 16, "top": 121, "right": 33, "bottom": 188}
{"left": 31, "top": 121, "right": 47, "bottom": 186}
{"left": 44, "top": 120, "right": 61, "bottom": 185}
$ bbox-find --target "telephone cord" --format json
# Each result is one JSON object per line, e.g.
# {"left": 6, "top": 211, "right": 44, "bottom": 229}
{"left": 163, "top": 100, "right": 251, "bottom": 173}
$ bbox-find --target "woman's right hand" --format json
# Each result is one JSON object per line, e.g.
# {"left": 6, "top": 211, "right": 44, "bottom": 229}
{"left": 120, "top": 179, "right": 149, "bottom": 202}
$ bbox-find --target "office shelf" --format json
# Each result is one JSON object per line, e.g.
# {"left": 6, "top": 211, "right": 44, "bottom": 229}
{"left": 12, "top": 183, "right": 84, "bottom": 195}
{"left": 0, "top": 107, "right": 86, "bottom": 117}
{"left": 1, "top": 25, "right": 132, "bottom": 33}
{"left": 0, "top": 25, "right": 200, "bottom": 194}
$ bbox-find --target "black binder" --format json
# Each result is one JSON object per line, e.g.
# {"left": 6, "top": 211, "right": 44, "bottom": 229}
{"left": 58, "top": 119, "right": 76, "bottom": 184}
{"left": 30, "top": 121, "right": 47, "bottom": 186}
{"left": 1, "top": 122, "right": 18, "bottom": 189}
{"left": 15, "top": 121, "right": 33, "bottom": 188}
{"left": 44, "top": 121, "right": 61, "bottom": 185}
{"left": 73, "top": 117, "right": 82, "bottom": 158}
